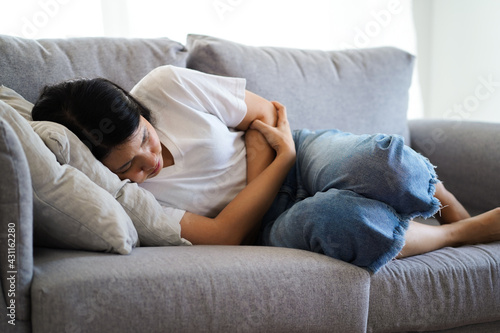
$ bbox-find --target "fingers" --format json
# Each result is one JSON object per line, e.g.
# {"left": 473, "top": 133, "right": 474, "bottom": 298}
{"left": 249, "top": 118, "right": 272, "bottom": 134}
{"left": 271, "top": 101, "right": 286, "bottom": 116}
{"left": 249, "top": 101, "right": 295, "bottom": 157}
{"left": 250, "top": 101, "right": 289, "bottom": 133}
{"left": 271, "top": 101, "right": 284, "bottom": 110}
{"left": 270, "top": 101, "right": 289, "bottom": 127}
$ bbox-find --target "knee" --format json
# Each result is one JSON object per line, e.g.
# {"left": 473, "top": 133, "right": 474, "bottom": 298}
{"left": 366, "top": 133, "right": 406, "bottom": 161}
{"left": 352, "top": 134, "right": 439, "bottom": 215}
{"left": 372, "top": 133, "right": 404, "bottom": 150}
{"left": 352, "top": 134, "right": 411, "bottom": 188}
{"left": 368, "top": 134, "right": 433, "bottom": 188}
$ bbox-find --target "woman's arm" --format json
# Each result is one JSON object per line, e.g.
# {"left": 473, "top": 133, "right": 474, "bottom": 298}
{"left": 238, "top": 91, "right": 278, "bottom": 183}
{"left": 237, "top": 91, "right": 278, "bottom": 130}
{"left": 180, "top": 102, "right": 296, "bottom": 245}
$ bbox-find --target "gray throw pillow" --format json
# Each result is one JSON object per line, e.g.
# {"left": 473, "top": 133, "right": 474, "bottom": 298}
{"left": 0, "top": 85, "right": 191, "bottom": 247}
{"left": 32, "top": 120, "right": 191, "bottom": 247}
{"left": 0, "top": 89, "right": 138, "bottom": 254}
{"left": 186, "top": 34, "right": 415, "bottom": 141}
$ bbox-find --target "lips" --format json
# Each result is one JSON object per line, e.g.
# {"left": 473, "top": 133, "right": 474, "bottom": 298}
{"left": 150, "top": 160, "right": 161, "bottom": 178}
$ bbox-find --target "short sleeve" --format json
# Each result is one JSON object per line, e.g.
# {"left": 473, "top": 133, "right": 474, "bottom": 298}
{"left": 161, "top": 205, "right": 186, "bottom": 228}
{"left": 131, "top": 65, "right": 247, "bottom": 128}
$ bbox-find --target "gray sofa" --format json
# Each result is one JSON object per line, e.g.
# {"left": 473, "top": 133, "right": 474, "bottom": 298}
{"left": 0, "top": 34, "right": 499, "bottom": 333}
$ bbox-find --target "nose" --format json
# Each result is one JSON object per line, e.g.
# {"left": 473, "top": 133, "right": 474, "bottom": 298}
{"left": 140, "top": 152, "right": 157, "bottom": 172}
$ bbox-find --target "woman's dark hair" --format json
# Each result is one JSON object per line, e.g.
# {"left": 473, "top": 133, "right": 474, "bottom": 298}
{"left": 32, "top": 78, "right": 153, "bottom": 161}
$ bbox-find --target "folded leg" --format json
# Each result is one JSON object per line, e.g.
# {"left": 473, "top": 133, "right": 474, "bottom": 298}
{"left": 294, "top": 129, "right": 440, "bottom": 219}
{"left": 260, "top": 188, "right": 409, "bottom": 273}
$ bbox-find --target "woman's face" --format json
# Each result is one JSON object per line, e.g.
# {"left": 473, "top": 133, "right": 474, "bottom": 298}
{"left": 102, "top": 116, "right": 163, "bottom": 183}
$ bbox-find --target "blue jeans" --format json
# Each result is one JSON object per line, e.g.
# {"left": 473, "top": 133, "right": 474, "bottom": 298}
{"left": 257, "top": 129, "right": 440, "bottom": 273}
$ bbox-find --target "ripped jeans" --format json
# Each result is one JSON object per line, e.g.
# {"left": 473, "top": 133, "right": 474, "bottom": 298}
{"left": 257, "top": 129, "right": 440, "bottom": 273}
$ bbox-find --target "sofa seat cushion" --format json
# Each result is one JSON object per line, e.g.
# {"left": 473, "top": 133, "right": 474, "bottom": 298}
{"left": 32, "top": 246, "right": 370, "bottom": 333}
{"left": 186, "top": 34, "right": 414, "bottom": 141}
{"left": 368, "top": 241, "right": 500, "bottom": 332}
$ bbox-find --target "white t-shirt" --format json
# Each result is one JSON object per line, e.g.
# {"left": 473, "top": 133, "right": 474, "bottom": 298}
{"left": 130, "top": 65, "right": 248, "bottom": 224}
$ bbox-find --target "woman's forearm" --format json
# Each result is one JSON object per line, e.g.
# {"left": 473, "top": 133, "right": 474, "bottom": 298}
{"left": 180, "top": 152, "right": 294, "bottom": 245}
{"left": 239, "top": 90, "right": 278, "bottom": 183}
{"left": 243, "top": 129, "right": 277, "bottom": 243}
{"left": 245, "top": 128, "right": 276, "bottom": 183}
{"left": 180, "top": 102, "right": 295, "bottom": 246}
{"left": 216, "top": 151, "right": 295, "bottom": 243}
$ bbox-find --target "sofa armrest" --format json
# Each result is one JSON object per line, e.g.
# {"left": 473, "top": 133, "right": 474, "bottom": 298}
{"left": 409, "top": 119, "right": 500, "bottom": 214}
{"left": 0, "top": 118, "right": 33, "bottom": 329}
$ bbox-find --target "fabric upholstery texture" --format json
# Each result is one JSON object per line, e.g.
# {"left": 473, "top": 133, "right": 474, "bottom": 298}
{"left": 0, "top": 119, "right": 33, "bottom": 322}
{"left": 1, "top": 34, "right": 499, "bottom": 333}
{"left": 0, "top": 99, "right": 138, "bottom": 254}
{"left": 0, "top": 34, "right": 189, "bottom": 103}
{"left": 410, "top": 119, "right": 500, "bottom": 214}
{"left": 0, "top": 85, "right": 32, "bottom": 120}
{"left": 369, "top": 242, "right": 500, "bottom": 332}
{"left": 186, "top": 34, "right": 414, "bottom": 142}
{"left": 32, "top": 246, "right": 370, "bottom": 333}
{"left": 424, "top": 321, "right": 500, "bottom": 333}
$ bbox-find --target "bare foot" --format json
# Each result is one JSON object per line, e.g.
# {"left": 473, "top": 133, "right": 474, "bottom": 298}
{"left": 434, "top": 182, "right": 470, "bottom": 224}
{"left": 398, "top": 208, "right": 500, "bottom": 259}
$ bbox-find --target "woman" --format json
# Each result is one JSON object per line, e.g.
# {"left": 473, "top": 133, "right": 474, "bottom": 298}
{"left": 32, "top": 65, "right": 500, "bottom": 273}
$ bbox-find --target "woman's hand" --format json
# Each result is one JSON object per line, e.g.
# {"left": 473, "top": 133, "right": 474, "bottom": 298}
{"left": 180, "top": 102, "right": 296, "bottom": 246}
{"left": 249, "top": 102, "right": 296, "bottom": 161}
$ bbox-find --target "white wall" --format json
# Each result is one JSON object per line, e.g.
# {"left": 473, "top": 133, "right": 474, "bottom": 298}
{"left": 0, "top": 0, "right": 417, "bottom": 50}
{"left": 0, "top": 0, "right": 421, "bottom": 117}
{"left": 0, "top": 0, "right": 104, "bottom": 38}
{"left": 414, "top": 0, "right": 500, "bottom": 123}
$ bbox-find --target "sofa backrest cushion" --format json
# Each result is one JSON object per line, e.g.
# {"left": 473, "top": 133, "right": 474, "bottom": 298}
{"left": 0, "top": 35, "right": 189, "bottom": 103}
{"left": 186, "top": 34, "right": 414, "bottom": 141}
{"left": 0, "top": 118, "right": 33, "bottom": 322}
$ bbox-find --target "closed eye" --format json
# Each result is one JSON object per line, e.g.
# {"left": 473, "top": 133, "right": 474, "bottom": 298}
{"left": 141, "top": 127, "right": 149, "bottom": 147}
{"left": 115, "top": 126, "right": 148, "bottom": 174}
{"left": 118, "top": 162, "right": 132, "bottom": 174}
